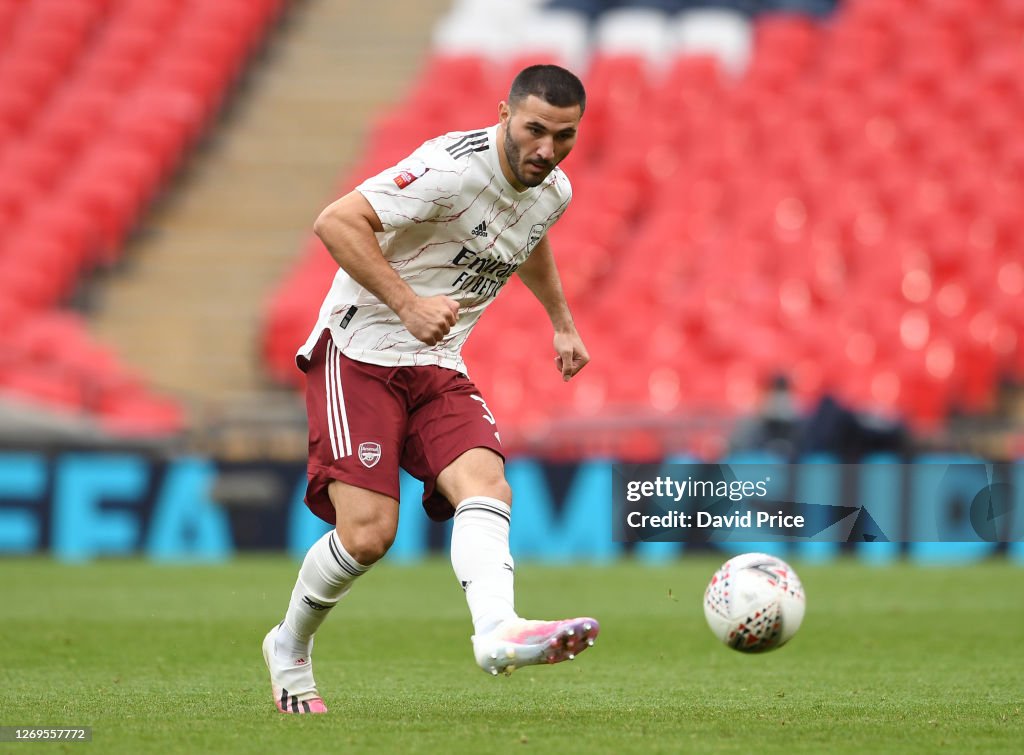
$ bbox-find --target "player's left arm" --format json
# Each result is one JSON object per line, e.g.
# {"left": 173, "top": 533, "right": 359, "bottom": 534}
{"left": 516, "top": 235, "right": 589, "bottom": 382}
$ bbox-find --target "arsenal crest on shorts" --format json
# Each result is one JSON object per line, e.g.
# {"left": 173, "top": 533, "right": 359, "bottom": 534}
{"left": 358, "top": 442, "right": 382, "bottom": 468}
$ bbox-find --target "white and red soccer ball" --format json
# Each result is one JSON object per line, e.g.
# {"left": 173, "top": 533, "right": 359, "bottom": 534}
{"left": 703, "top": 553, "right": 806, "bottom": 653}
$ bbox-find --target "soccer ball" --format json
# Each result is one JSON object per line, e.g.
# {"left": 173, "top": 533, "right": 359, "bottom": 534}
{"left": 703, "top": 552, "right": 806, "bottom": 653}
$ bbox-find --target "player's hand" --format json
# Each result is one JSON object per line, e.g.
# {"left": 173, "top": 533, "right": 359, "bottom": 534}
{"left": 397, "top": 295, "right": 460, "bottom": 346}
{"left": 553, "top": 329, "right": 589, "bottom": 381}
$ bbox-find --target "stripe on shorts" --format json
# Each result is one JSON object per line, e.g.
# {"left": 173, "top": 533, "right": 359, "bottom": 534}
{"left": 325, "top": 340, "right": 352, "bottom": 459}
{"left": 324, "top": 343, "right": 341, "bottom": 459}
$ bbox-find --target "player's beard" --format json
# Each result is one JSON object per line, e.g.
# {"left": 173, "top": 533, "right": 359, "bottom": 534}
{"left": 503, "top": 127, "right": 553, "bottom": 188}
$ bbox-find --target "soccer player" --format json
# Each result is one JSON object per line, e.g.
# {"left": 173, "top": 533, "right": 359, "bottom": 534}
{"left": 262, "top": 65, "right": 598, "bottom": 714}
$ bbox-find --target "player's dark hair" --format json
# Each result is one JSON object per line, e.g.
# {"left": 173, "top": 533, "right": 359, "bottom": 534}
{"left": 509, "top": 65, "right": 587, "bottom": 115}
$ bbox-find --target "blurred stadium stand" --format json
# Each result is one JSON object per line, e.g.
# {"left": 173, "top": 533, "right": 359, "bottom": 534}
{"left": 1, "top": 0, "right": 1022, "bottom": 462}
{"left": 0, "top": 0, "right": 287, "bottom": 442}
{"left": 0, "top": 0, "right": 449, "bottom": 451}
{"left": 262, "top": 0, "right": 1024, "bottom": 460}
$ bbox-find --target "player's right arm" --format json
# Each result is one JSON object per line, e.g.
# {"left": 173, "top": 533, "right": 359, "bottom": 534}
{"left": 313, "top": 191, "right": 459, "bottom": 346}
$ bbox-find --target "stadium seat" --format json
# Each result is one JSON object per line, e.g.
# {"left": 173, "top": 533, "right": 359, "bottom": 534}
{"left": 507, "top": 11, "right": 590, "bottom": 69}
{"left": 0, "top": 0, "right": 284, "bottom": 437}
{"left": 670, "top": 7, "right": 753, "bottom": 74}
{"left": 593, "top": 6, "right": 673, "bottom": 61}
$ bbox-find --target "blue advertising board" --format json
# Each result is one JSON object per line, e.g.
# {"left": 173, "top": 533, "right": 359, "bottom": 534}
{"left": 0, "top": 452, "right": 1022, "bottom": 563}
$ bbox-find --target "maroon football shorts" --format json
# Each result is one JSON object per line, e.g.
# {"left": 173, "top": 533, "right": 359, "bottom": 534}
{"left": 299, "top": 329, "right": 505, "bottom": 524}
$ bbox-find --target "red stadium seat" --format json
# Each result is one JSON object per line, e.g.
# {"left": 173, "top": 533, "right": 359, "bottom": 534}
{"left": 0, "top": 0, "right": 282, "bottom": 434}
{"left": 0, "top": 87, "right": 40, "bottom": 134}
{"left": 0, "top": 364, "right": 88, "bottom": 410}
{"left": 0, "top": 141, "right": 65, "bottom": 191}
{"left": 96, "top": 388, "right": 187, "bottom": 437}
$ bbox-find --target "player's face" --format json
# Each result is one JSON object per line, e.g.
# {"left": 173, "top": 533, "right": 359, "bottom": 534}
{"left": 498, "top": 95, "right": 581, "bottom": 190}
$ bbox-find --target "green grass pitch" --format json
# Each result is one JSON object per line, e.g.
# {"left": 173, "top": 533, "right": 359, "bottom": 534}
{"left": 1, "top": 557, "right": 1022, "bottom": 754}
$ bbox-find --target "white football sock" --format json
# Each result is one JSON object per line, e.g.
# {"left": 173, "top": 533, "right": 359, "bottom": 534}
{"left": 278, "top": 530, "right": 368, "bottom": 661}
{"left": 450, "top": 497, "right": 518, "bottom": 635}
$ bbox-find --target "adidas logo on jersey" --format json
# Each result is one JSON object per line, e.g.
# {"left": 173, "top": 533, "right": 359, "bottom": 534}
{"left": 472, "top": 222, "right": 488, "bottom": 238}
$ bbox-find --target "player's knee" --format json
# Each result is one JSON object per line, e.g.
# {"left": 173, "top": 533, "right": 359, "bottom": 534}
{"left": 497, "top": 477, "right": 513, "bottom": 507}
{"left": 480, "top": 475, "right": 512, "bottom": 508}
{"left": 337, "top": 524, "right": 394, "bottom": 566}
{"left": 437, "top": 449, "right": 513, "bottom": 506}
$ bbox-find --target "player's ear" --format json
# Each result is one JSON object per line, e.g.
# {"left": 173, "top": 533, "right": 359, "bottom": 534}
{"left": 498, "top": 101, "right": 511, "bottom": 126}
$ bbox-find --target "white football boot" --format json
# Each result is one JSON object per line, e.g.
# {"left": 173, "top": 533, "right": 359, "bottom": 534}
{"left": 261, "top": 623, "right": 328, "bottom": 714}
{"left": 472, "top": 617, "right": 600, "bottom": 676}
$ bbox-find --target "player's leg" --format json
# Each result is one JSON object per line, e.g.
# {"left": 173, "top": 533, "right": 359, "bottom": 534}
{"left": 280, "top": 480, "right": 398, "bottom": 656}
{"left": 434, "top": 448, "right": 599, "bottom": 675}
{"left": 435, "top": 447, "right": 516, "bottom": 633}
{"left": 264, "top": 482, "right": 398, "bottom": 711}
{"left": 264, "top": 331, "right": 404, "bottom": 714}
{"left": 406, "top": 373, "right": 599, "bottom": 675}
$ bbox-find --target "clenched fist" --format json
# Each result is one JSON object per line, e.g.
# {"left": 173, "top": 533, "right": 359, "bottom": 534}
{"left": 397, "top": 295, "right": 460, "bottom": 346}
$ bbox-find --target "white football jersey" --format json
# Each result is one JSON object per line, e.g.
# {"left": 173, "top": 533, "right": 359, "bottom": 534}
{"left": 298, "top": 125, "right": 572, "bottom": 375}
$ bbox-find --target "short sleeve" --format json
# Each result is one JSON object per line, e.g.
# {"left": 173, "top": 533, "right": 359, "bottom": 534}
{"left": 356, "top": 150, "right": 463, "bottom": 232}
{"left": 546, "top": 172, "right": 573, "bottom": 228}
